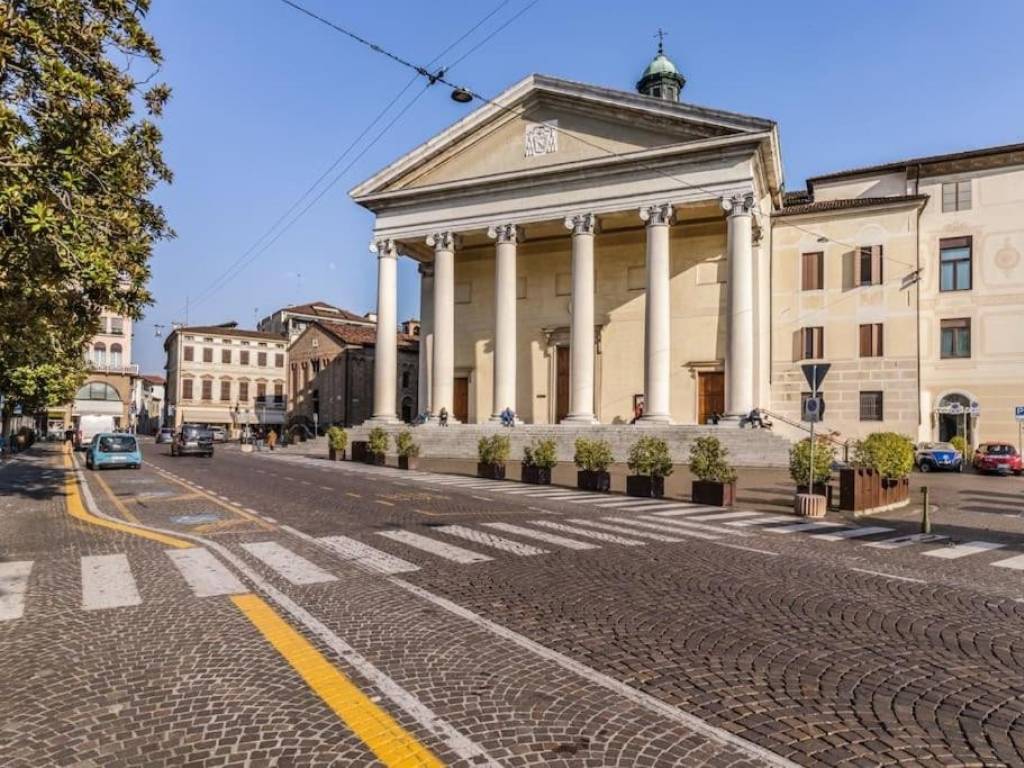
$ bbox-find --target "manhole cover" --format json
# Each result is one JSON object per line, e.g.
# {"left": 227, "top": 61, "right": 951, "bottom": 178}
{"left": 171, "top": 513, "right": 221, "bottom": 524}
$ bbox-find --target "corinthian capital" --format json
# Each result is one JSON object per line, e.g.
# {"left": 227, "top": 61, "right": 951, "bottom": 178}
{"left": 564, "top": 212, "right": 599, "bottom": 236}
{"left": 486, "top": 223, "right": 522, "bottom": 244}
{"left": 638, "top": 202, "right": 675, "bottom": 226}
{"left": 369, "top": 238, "right": 397, "bottom": 258}
{"left": 425, "top": 231, "right": 460, "bottom": 252}
{"left": 722, "top": 192, "right": 755, "bottom": 217}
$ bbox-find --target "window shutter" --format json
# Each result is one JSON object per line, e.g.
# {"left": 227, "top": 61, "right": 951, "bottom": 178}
{"left": 792, "top": 330, "right": 802, "bottom": 362}
{"left": 814, "top": 327, "right": 824, "bottom": 358}
{"left": 875, "top": 323, "right": 884, "bottom": 356}
{"left": 871, "top": 246, "right": 883, "bottom": 285}
{"left": 859, "top": 325, "right": 871, "bottom": 357}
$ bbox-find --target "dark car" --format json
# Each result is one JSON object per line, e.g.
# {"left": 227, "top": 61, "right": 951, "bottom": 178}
{"left": 915, "top": 442, "right": 962, "bottom": 473}
{"left": 973, "top": 443, "right": 1023, "bottom": 475}
{"left": 170, "top": 424, "right": 214, "bottom": 458}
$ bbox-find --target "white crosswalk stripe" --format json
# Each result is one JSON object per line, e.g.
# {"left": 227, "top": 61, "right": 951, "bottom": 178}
{"left": 922, "top": 541, "right": 1006, "bottom": 560}
{"left": 812, "top": 526, "right": 894, "bottom": 541}
{"left": 612, "top": 500, "right": 690, "bottom": 512}
{"left": 590, "top": 498, "right": 670, "bottom": 508}
{"left": 241, "top": 542, "right": 337, "bottom": 585}
{"left": 531, "top": 520, "right": 646, "bottom": 546}
{"left": 764, "top": 522, "right": 848, "bottom": 535}
{"left": 606, "top": 517, "right": 722, "bottom": 541}
{"left": 684, "top": 511, "right": 763, "bottom": 523}
{"left": 166, "top": 548, "right": 248, "bottom": 597}
{"left": 317, "top": 534, "right": 420, "bottom": 574}
{"left": 568, "top": 518, "right": 686, "bottom": 543}
{"left": 636, "top": 515, "right": 747, "bottom": 537}
{"left": 649, "top": 506, "right": 721, "bottom": 516}
{"left": 81, "top": 554, "right": 141, "bottom": 611}
{"left": 865, "top": 533, "right": 948, "bottom": 550}
{"left": 0, "top": 561, "right": 33, "bottom": 621}
{"left": 725, "top": 514, "right": 797, "bottom": 527}
{"left": 991, "top": 553, "right": 1024, "bottom": 570}
{"left": 482, "top": 522, "right": 599, "bottom": 551}
{"left": 436, "top": 525, "right": 548, "bottom": 556}
{"left": 377, "top": 530, "right": 493, "bottom": 564}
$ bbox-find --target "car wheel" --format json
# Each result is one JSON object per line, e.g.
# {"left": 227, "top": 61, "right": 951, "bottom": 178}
{"left": 918, "top": 461, "right": 931, "bottom": 473}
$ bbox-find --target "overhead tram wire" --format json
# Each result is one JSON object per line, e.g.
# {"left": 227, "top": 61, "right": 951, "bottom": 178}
{"left": 170, "top": 0, "right": 515, "bottom": 321}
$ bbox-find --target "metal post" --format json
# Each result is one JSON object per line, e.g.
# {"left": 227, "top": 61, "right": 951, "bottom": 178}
{"left": 921, "top": 486, "right": 931, "bottom": 534}
{"left": 809, "top": 419, "right": 815, "bottom": 495}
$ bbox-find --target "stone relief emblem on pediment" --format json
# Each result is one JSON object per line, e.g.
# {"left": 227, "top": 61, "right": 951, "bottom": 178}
{"left": 524, "top": 120, "right": 558, "bottom": 157}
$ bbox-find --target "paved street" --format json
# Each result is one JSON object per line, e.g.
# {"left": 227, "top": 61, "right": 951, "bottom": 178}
{"left": 4, "top": 442, "right": 1024, "bottom": 767}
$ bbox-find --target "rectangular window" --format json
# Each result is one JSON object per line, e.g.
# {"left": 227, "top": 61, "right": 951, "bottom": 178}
{"left": 939, "top": 236, "right": 972, "bottom": 292}
{"left": 201, "top": 379, "right": 213, "bottom": 401}
{"left": 240, "top": 350, "right": 250, "bottom": 366}
{"left": 219, "top": 380, "right": 231, "bottom": 401}
{"left": 940, "top": 318, "right": 971, "bottom": 359}
{"left": 257, "top": 352, "right": 267, "bottom": 367}
{"left": 256, "top": 382, "right": 267, "bottom": 400}
{"left": 859, "top": 323, "right": 884, "bottom": 357}
{"left": 801, "top": 251, "right": 823, "bottom": 290}
{"left": 221, "top": 348, "right": 231, "bottom": 364}
{"left": 238, "top": 381, "right": 249, "bottom": 402}
{"left": 202, "top": 347, "right": 213, "bottom": 363}
{"left": 858, "top": 245, "right": 883, "bottom": 286}
{"left": 859, "top": 391, "right": 884, "bottom": 421}
{"left": 274, "top": 353, "right": 284, "bottom": 367}
{"left": 274, "top": 383, "right": 284, "bottom": 403}
{"left": 942, "top": 180, "right": 971, "bottom": 212}
{"left": 183, "top": 346, "right": 194, "bottom": 362}
{"left": 109, "top": 317, "right": 124, "bottom": 335}
{"left": 182, "top": 379, "right": 193, "bottom": 399}
{"left": 794, "top": 327, "right": 824, "bottom": 360}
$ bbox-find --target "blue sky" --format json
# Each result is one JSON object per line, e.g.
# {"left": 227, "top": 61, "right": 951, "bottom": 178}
{"left": 137, "top": 0, "right": 1024, "bottom": 373}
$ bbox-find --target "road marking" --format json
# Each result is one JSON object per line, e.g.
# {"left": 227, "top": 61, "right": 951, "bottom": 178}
{"left": 471, "top": 495, "right": 492, "bottom": 501}
{"left": 684, "top": 511, "right": 763, "bottom": 522}
{"left": 375, "top": 499, "right": 395, "bottom": 507}
{"left": 613, "top": 499, "right": 691, "bottom": 511}
{"left": 314, "top": 534, "right": 420, "bottom": 575}
{"left": 850, "top": 567, "right": 926, "bottom": 583}
{"left": 241, "top": 542, "right": 338, "bottom": 585}
{"left": 232, "top": 593, "right": 444, "bottom": 768}
{"left": 0, "top": 561, "right": 33, "bottom": 620}
{"left": 318, "top": 485, "right": 333, "bottom": 491}
{"left": 764, "top": 522, "right": 848, "bottom": 534}
{"left": 990, "top": 553, "right": 1024, "bottom": 570}
{"left": 725, "top": 514, "right": 797, "bottom": 527}
{"left": 635, "top": 515, "right": 747, "bottom": 537}
{"left": 90, "top": 470, "right": 141, "bottom": 523}
{"left": 812, "top": 526, "right": 894, "bottom": 541}
{"left": 377, "top": 530, "right": 493, "bottom": 564}
{"left": 81, "top": 554, "right": 141, "bottom": 610}
{"left": 568, "top": 518, "right": 685, "bottom": 543}
{"left": 606, "top": 517, "right": 722, "bottom": 541}
{"left": 649, "top": 506, "right": 720, "bottom": 516}
{"left": 482, "top": 522, "right": 599, "bottom": 551}
{"left": 149, "top": 466, "right": 274, "bottom": 531}
{"left": 346, "top": 492, "right": 362, "bottom": 499}
{"left": 436, "top": 525, "right": 548, "bottom": 556}
{"left": 922, "top": 540, "right": 1006, "bottom": 560}
{"left": 589, "top": 498, "right": 667, "bottom": 508}
{"left": 166, "top": 547, "right": 248, "bottom": 596}
{"left": 866, "top": 533, "right": 948, "bottom": 549}
{"left": 530, "top": 520, "right": 646, "bottom": 545}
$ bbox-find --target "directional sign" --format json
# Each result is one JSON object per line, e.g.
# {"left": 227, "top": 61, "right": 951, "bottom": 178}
{"left": 801, "top": 363, "right": 831, "bottom": 394}
{"left": 1016, "top": 406, "right": 1024, "bottom": 422}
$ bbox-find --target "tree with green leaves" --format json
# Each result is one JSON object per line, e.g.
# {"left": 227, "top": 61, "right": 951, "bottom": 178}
{"left": 0, "top": 0, "right": 172, "bottom": 431}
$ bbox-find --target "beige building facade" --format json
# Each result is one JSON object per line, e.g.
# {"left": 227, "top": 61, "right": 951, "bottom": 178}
{"left": 350, "top": 50, "right": 1024, "bottom": 449}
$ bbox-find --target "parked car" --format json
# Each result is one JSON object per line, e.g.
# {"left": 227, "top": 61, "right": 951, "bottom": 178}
{"left": 915, "top": 441, "right": 963, "bottom": 473}
{"left": 156, "top": 427, "right": 174, "bottom": 444}
{"left": 972, "top": 443, "right": 1023, "bottom": 475}
{"left": 208, "top": 426, "right": 227, "bottom": 443}
{"left": 85, "top": 433, "right": 142, "bottom": 470}
{"left": 170, "top": 424, "right": 214, "bottom": 458}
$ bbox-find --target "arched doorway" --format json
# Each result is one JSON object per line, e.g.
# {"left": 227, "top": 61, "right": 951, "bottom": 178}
{"left": 936, "top": 392, "right": 976, "bottom": 445}
{"left": 401, "top": 396, "right": 414, "bottom": 423}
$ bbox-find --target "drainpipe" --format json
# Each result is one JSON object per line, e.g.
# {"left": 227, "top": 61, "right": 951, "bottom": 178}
{"left": 914, "top": 165, "right": 924, "bottom": 435}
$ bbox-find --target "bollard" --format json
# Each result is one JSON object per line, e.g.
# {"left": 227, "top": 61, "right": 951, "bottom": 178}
{"left": 920, "top": 485, "right": 930, "bottom": 534}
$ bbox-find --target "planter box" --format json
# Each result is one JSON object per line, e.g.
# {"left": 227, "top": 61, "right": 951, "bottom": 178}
{"left": 794, "top": 493, "right": 827, "bottom": 518}
{"left": 691, "top": 480, "right": 735, "bottom": 507}
{"left": 521, "top": 465, "right": 551, "bottom": 485}
{"left": 367, "top": 452, "right": 386, "bottom": 466}
{"left": 577, "top": 470, "right": 610, "bottom": 493}
{"left": 351, "top": 441, "right": 368, "bottom": 463}
{"left": 839, "top": 469, "right": 909, "bottom": 512}
{"left": 398, "top": 455, "right": 418, "bottom": 470}
{"left": 241, "top": 443, "right": 254, "bottom": 454}
{"left": 328, "top": 447, "right": 346, "bottom": 461}
{"left": 477, "top": 462, "right": 506, "bottom": 480}
{"left": 626, "top": 475, "right": 664, "bottom": 498}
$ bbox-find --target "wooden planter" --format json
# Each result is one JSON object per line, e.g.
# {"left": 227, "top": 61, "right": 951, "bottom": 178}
{"left": 626, "top": 475, "right": 664, "bottom": 498}
{"left": 577, "top": 470, "right": 611, "bottom": 492}
{"left": 398, "top": 455, "right": 418, "bottom": 470}
{"left": 477, "top": 462, "right": 506, "bottom": 480}
{"left": 367, "top": 452, "right": 386, "bottom": 466}
{"left": 839, "top": 469, "right": 909, "bottom": 512}
{"left": 691, "top": 480, "right": 735, "bottom": 507}
{"left": 521, "top": 465, "right": 552, "bottom": 485}
{"left": 328, "top": 447, "right": 346, "bottom": 461}
{"left": 351, "top": 441, "right": 368, "bottom": 463}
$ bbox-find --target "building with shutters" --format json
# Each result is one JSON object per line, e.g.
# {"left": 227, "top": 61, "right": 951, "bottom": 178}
{"left": 348, "top": 43, "right": 1024, "bottom": 448}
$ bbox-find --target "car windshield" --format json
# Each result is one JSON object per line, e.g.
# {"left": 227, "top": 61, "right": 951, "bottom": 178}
{"left": 926, "top": 443, "right": 955, "bottom": 451}
{"left": 985, "top": 444, "right": 1016, "bottom": 456}
{"left": 98, "top": 436, "right": 137, "bottom": 453}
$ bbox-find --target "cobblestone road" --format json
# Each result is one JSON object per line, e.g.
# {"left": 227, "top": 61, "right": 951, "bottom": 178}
{"left": 4, "top": 441, "right": 1024, "bottom": 766}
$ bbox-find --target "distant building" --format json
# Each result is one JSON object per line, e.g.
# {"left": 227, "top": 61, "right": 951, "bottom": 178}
{"left": 257, "top": 301, "right": 373, "bottom": 341}
{"left": 288, "top": 318, "right": 418, "bottom": 427}
{"left": 164, "top": 322, "right": 287, "bottom": 434}
{"left": 132, "top": 375, "right": 165, "bottom": 435}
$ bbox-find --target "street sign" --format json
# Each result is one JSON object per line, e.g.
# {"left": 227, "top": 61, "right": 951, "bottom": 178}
{"left": 802, "top": 396, "right": 825, "bottom": 423}
{"left": 801, "top": 363, "right": 831, "bottom": 394}
{"left": 1015, "top": 406, "right": 1024, "bottom": 422}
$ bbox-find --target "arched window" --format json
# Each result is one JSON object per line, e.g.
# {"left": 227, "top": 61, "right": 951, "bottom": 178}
{"left": 75, "top": 382, "right": 121, "bottom": 402}
{"left": 92, "top": 342, "right": 106, "bottom": 365}
{"left": 109, "top": 343, "right": 123, "bottom": 367}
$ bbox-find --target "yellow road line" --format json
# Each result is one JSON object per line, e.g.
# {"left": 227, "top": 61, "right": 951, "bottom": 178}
{"left": 91, "top": 471, "right": 142, "bottom": 524}
{"left": 131, "top": 492, "right": 202, "bottom": 503}
{"left": 231, "top": 594, "right": 443, "bottom": 768}
{"left": 63, "top": 452, "right": 191, "bottom": 549}
{"left": 152, "top": 468, "right": 275, "bottom": 531}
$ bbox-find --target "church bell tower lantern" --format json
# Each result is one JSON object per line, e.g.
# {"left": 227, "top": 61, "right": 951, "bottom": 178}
{"left": 636, "top": 30, "right": 685, "bottom": 101}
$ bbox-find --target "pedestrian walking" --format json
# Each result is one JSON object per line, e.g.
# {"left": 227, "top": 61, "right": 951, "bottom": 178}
{"left": 438, "top": 407, "right": 449, "bottom": 427}
{"left": 266, "top": 429, "right": 277, "bottom": 451}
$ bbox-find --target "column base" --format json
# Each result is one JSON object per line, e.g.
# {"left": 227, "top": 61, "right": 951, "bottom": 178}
{"left": 420, "top": 415, "right": 461, "bottom": 427}
{"left": 560, "top": 414, "right": 599, "bottom": 425}
{"left": 637, "top": 413, "right": 673, "bottom": 425}
{"left": 365, "top": 415, "right": 401, "bottom": 426}
{"left": 718, "top": 412, "right": 751, "bottom": 428}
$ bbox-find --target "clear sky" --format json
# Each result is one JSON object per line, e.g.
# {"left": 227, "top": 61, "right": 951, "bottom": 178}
{"left": 137, "top": 0, "right": 1024, "bottom": 373}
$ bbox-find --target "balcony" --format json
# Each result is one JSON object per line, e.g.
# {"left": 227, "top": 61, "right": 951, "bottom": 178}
{"left": 86, "top": 361, "right": 140, "bottom": 376}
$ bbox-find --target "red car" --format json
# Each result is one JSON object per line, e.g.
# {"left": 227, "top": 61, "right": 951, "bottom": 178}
{"left": 972, "top": 443, "right": 1023, "bottom": 475}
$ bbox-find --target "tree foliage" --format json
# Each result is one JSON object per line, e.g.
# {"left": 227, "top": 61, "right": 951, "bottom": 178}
{"left": 853, "top": 432, "right": 915, "bottom": 480}
{"left": 0, "top": 0, "right": 172, "bottom": 416}
{"left": 687, "top": 435, "right": 736, "bottom": 484}
{"left": 628, "top": 435, "right": 674, "bottom": 478}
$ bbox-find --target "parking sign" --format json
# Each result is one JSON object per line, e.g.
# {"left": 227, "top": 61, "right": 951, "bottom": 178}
{"left": 1016, "top": 406, "right": 1024, "bottom": 421}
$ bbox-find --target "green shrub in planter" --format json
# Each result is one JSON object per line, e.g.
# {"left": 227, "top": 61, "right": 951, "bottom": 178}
{"left": 627, "top": 436, "right": 674, "bottom": 478}
{"left": 396, "top": 430, "right": 420, "bottom": 469}
{"left": 688, "top": 436, "right": 737, "bottom": 506}
{"left": 367, "top": 427, "right": 389, "bottom": 465}
{"left": 574, "top": 437, "right": 613, "bottom": 492}
{"left": 789, "top": 436, "right": 834, "bottom": 489}
{"left": 853, "top": 432, "right": 915, "bottom": 480}
{"left": 522, "top": 438, "right": 557, "bottom": 484}
{"left": 326, "top": 426, "right": 348, "bottom": 460}
{"left": 477, "top": 434, "right": 510, "bottom": 479}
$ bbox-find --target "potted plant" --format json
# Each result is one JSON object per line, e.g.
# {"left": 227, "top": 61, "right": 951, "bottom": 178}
{"left": 626, "top": 436, "right": 673, "bottom": 498}
{"left": 687, "top": 435, "right": 737, "bottom": 506}
{"left": 367, "top": 427, "right": 389, "bottom": 466}
{"left": 477, "top": 434, "right": 510, "bottom": 480}
{"left": 574, "top": 437, "right": 613, "bottom": 492}
{"left": 326, "top": 426, "right": 348, "bottom": 461}
{"left": 840, "top": 432, "right": 914, "bottom": 510}
{"left": 522, "top": 438, "right": 557, "bottom": 485}
{"left": 396, "top": 430, "right": 420, "bottom": 470}
{"left": 950, "top": 435, "right": 971, "bottom": 469}
{"left": 789, "top": 436, "right": 835, "bottom": 516}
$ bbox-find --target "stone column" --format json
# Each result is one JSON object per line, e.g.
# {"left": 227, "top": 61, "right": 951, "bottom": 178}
{"left": 426, "top": 231, "right": 458, "bottom": 423}
{"left": 724, "top": 193, "right": 755, "bottom": 419}
{"left": 487, "top": 223, "right": 520, "bottom": 420}
{"left": 368, "top": 238, "right": 399, "bottom": 423}
{"left": 417, "top": 263, "right": 434, "bottom": 420}
{"left": 638, "top": 203, "right": 674, "bottom": 423}
{"left": 562, "top": 213, "right": 598, "bottom": 424}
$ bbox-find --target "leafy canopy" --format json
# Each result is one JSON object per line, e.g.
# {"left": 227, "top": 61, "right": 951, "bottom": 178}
{"left": 628, "top": 435, "right": 674, "bottom": 478}
{"left": 687, "top": 435, "right": 736, "bottom": 484}
{"left": 0, "top": 0, "right": 172, "bottom": 414}
{"left": 853, "top": 432, "right": 915, "bottom": 480}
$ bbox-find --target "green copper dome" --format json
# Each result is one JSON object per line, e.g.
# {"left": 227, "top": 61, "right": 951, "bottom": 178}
{"left": 641, "top": 52, "right": 680, "bottom": 79}
{"left": 636, "top": 40, "right": 685, "bottom": 101}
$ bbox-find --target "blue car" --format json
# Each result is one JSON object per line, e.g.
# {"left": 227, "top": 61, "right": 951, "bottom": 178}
{"left": 915, "top": 441, "right": 962, "bottom": 473}
{"left": 86, "top": 433, "right": 142, "bottom": 470}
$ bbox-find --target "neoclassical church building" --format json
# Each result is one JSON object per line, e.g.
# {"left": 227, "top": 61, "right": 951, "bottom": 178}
{"left": 352, "top": 45, "right": 1024, "bottom": 448}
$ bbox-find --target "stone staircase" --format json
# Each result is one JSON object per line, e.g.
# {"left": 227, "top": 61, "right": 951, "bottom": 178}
{"left": 332, "top": 423, "right": 792, "bottom": 468}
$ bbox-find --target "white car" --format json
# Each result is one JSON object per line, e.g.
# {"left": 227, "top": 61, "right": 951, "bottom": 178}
{"left": 208, "top": 426, "right": 227, "bottom": 443}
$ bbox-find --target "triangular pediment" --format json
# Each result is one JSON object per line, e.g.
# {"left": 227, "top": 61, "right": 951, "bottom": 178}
{"left": 351, "top": 75, "right": 775, "bottom": 199}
